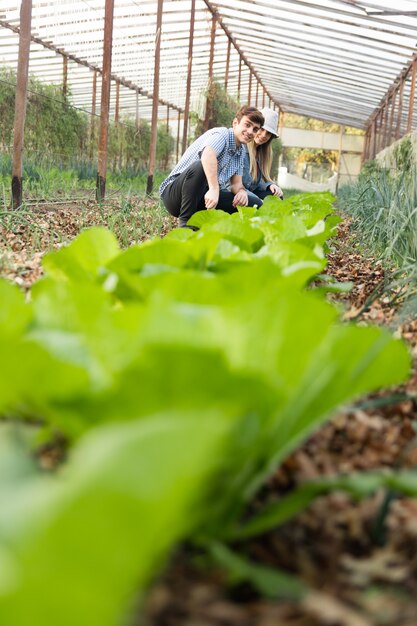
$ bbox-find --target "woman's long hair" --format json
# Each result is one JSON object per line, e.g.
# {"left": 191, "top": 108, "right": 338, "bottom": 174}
{"left": 247, "top": 135, "right": 274, "bottom": 183}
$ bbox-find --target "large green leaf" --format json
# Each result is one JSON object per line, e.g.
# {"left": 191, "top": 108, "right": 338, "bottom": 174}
{"left": 0, "top": 413, "right": 232, "bottom": 626}
{"left": 42, "top": 227, "right": 120, "bottom": 282}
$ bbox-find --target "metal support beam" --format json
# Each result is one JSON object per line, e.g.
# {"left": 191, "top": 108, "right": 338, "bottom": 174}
{"left": 115, "top": 79, "right": 120, "bottom": 124}
{"left": 204, "top": 14, "right": 216, "bottom": 132}
{"left": 237, "top": 57, "right": 242, "bottom": 101}
{"left": 147, "top": 0, "right": 163, "bottom": 194}
{"left": 388, "top": 90, "right": 396, "bottom": 147}
{"left": 11, "top": 0, "right": 32, "bottom": 210}
{"left": 182, "top": 0, "right": 195, "bottom": 154}
{"left": 96, "top": 0, "right": 114, "bottom": 202}
{"left": 202, "top": 0, "right": 278, "bottom": 110}
{"left": 136, "top": 86, "right": 140, "bottom": 130}
{"left": 248, "top": 70, "right": 252, "bottom": 104}
{"left": 407, "top": 59, "right": 417, "bottom": 133}
{"left": 63, "top": 55, "right": 68, "bottom": 98}
{"left": 176, "top": 110, "right": 181, "bottom": 162}
{"left": 90, "top": 68, "right": 97, "bottom": 159}
{"left": 395, "top": 74, "right": 405, "bottom": 140}
{"left": 224, "top": 38, "right": 231, "bottom": 90}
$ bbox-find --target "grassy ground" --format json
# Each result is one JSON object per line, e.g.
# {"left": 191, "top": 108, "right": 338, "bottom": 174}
{"left": 0, "top": 193, "right": 175, "bottom": 288}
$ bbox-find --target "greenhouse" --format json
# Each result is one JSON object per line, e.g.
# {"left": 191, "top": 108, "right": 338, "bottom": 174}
{"left": 1, "top": 1, "right": 417, "bottom": 625}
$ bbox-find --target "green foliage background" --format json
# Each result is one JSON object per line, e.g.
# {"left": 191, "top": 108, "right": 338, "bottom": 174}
{"left": 0, "top": 67, "right": 173, "bottom": 174}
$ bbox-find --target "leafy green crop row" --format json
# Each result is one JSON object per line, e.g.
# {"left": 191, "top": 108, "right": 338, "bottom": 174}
{"left": 0, "top": 192, "right": 410, "bottom": 625}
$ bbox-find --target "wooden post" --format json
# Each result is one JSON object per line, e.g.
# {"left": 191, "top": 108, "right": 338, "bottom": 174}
{"left": 176, "top": 110, "right": 181, "bottom": 161}
{"left": 146, "top": 0, "right": 163, "bottom": 194}
{"left": 255, "top": 81, "right": 259, "bottom": 107}
{"left": 182, "top": 0, "right": 195, "bottom": 154}
{"left": 224, "top": 38, "right": 231, "bottom": 90}
{"left": 237, "top": 57, "right": 242, "bottom": 102}
{"left": 63, "top": 55, "right": 68, "bottom": 98}
{"left": 11, "top": 0, "right": 32, "bottom": 210}
{"left": 248, "top": 70, "right": 252, "bottom": 104}
{"left": 203, "top": 14, "right": 216, "bottom": 132}
{"left": 96, "top": 0, "right": 114, "bottom": 202}
{"left": 388, "top": 90, "right": 397, "bottom": 147}
{"left": 407, "top": 59, "right": 417, "bottom": 133}
{"left": 279, "top": 111, "right": 285, "bottom": 137}
{"left": 268, "top": 96, "right": 271, "bottom": 107}
{"left": 375, "top": 111, "right": 382, "bottom": 156}
{"left": 371, "top": 121, "right": 376, "bottom": 160}
{"left": 395, "top": 74, "right": 405, "bottom": 141}
{"left": 262, "top": 87, "right": 266, "bottom": 108}
{"left": 382, "top": 98, "right": 390, "bottom": 148}
{"left": 135, "top": 86, "right": 140, "bottom": 130}
{"left": 115, "top": 79, "right": 120, "bottom": 124}
{"left": 336, "top": 125, "right": 344, "bottom": 191}
{"left": 90, "top": 69, "right": 97, "bottom": 159}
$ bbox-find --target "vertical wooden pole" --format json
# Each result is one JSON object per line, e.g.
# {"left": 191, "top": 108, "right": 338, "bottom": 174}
{"left": 237, "top": 57, "right": 242, "bottom": 101}
{"left": 115, "top": 80, "right": 120, "bottom": 124}
{"left": 336, "top": 125, "right": 344, "bottom": 191}
{"left": 395, "top": 74, "right": 405, "bottom": 140}
{"left": 12, "top": 0, "right": 32, "bottom": 210}
{"left": 382, "top": 98, "right": 390, "bottom": 148}
{"left": 407, "top": 60, "right": 417, "bottom": 133}
{"left": 262, "top": 87, "right": 266, "bottom": 108}
{"left": 279, "top": 111, "right": 285, "bottom": 137}
{"left": 90, "top": 69, "right": 97, "bottom": 159}
{"left": 372, "top": 119, "right": 377, "bottom": 159}
{"left": 248, "top": 70, "right": 252, "bottom": 104}
{"left": 255, "top": 81, "right": 259, "bottom": 107}
{"left": 135, "top": 87, "right": 140, "bottom": 130}
{"left": 182, "top": 0, "right": 195, "bottom": 154}
{"left": 63, "top": 55, "right": 68, "bottom": 98}
{"left": 96, "top": 0, "right": 114, "bottom": 202}
{"left": 362, "top": 128, "right": 369, "bottom": 163}
{"left": 224, "top": 38, "right": 231, "bottom": 90}
{"left": 204, "top": 14, "right": 216, "bottom": 132}
{"left": 176, "top": 110, "right": 181, "bottom": 162}
{"left": 146, "top": 0, "right": 163, "bottom": 194}
{"left": 388, "top": 90, "right": 396, "bottom": 147}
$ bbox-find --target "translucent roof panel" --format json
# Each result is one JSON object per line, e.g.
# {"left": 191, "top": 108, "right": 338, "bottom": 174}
{"left": 1, "top": 0, "right": 417, "bottom": 128}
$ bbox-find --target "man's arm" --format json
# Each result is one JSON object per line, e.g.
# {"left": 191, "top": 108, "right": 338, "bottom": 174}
{"left": 201, "top": 146, "right": 220, "bottom": 209}
{"left": 230, "top": 174, "right": 248, "bottom": 207}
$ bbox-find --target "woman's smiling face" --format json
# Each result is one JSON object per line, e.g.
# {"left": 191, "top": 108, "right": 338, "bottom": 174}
{"left": 254, "top": 128, "right": 272, "bottom": 145}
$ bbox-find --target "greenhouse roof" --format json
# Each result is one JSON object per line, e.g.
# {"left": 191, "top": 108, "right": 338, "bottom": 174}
{"left": 1, "top": 0, "right": 417, "bottom": 129}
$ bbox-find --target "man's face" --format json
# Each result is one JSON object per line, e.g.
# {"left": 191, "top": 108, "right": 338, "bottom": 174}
{"left": 232, "top": 115, "right": 261, "bottom": 145}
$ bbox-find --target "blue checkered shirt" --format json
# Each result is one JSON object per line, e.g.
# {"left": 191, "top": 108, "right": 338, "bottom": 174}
{"left": 159, "top": 127, "right": 245, "bottom": 196}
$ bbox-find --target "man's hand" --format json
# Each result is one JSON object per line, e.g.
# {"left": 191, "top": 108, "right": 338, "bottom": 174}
{"left": 270, "top": 184, "right": 284, "bottom": 197}
{"left": 233, "top": 189, "right": 248, "bottom": 207}
{"left": 205, "top": 187, "right": 219, "bottom": 209}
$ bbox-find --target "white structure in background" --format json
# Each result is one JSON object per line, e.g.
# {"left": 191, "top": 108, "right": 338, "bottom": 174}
{"left": 278, "top": 127, "right": 365, "bottom": 190}
{"left": 278, "top": 167, "right": 338, "bottom": 193}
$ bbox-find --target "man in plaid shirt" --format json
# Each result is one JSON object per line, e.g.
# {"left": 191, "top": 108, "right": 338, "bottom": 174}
{"left": 160, "top": 106, "right": 264, "bottom": 227}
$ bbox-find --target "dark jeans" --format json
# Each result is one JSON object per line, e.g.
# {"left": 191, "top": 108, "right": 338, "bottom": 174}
{"left": 161, "top": 161, "right": 260, "bottom": 227}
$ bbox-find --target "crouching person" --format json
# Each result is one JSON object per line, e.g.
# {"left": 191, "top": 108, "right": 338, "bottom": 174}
{"left": 159, "top": 106, "right": 264, "bottom": 228}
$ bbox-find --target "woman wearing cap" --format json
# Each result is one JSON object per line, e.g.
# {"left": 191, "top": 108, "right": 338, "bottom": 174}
{"left": 243, "top": 107, "right": 283, "bottom": 204}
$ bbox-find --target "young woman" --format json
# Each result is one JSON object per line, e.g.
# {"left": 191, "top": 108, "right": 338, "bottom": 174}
{"left": 243, "top": 107, "right": 283, "bottom": 204}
